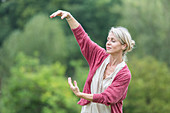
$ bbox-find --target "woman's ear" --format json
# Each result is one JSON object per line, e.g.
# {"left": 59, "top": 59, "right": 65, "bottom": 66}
{"left": 122, "top": 44, "right": 127, "bottom": 51}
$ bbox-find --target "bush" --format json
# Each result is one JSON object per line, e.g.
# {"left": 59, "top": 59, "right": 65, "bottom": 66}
{"left": 0, "top": 53, "right": 80, "bottom": 113}
{"left": 124, "top": 56, "right": 170, "bottom": 113}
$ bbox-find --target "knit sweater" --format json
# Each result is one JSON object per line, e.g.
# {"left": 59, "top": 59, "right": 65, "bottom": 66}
{"left": 71, "top": 25, "right": 131, "bottom": 113}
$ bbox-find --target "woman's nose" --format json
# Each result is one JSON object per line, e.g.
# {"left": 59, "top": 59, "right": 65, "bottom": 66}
{"left": 106, "top": 41, "right": 110, "bottom": 45}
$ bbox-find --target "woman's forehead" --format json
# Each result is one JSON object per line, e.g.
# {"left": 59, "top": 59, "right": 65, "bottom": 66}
{"left": 107, "top": 32, "right": 117, "bottom": 39}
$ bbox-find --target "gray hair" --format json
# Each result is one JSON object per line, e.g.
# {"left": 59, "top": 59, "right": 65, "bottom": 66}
{"left": 109, "top": 26, "right": 135, "bottom": 61}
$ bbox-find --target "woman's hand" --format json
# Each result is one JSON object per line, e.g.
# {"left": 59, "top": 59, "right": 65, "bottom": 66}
{"left": 50, "top": 10, "right": 72, "bottom": 20}
{"left": 68, "top": 77, "right": 81, "bottom": 97}
{"left": 50, "top": 10, "right": 79, "bottom": 29}
{"left": 68, "top": 77, "right": 94, "bottom": 101}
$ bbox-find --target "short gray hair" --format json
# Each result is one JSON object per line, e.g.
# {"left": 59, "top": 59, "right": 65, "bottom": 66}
{"left": 109, "top": 26, "right": 135, "bottom": 61}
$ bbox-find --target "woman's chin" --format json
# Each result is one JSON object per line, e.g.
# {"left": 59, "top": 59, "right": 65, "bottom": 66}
{"left": 106, "top": 50, "right": 111, "bottom": 54}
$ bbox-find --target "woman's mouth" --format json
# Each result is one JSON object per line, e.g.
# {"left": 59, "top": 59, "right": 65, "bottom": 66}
{"left": 106, "top": 47, "right": 111, "bottom": 50}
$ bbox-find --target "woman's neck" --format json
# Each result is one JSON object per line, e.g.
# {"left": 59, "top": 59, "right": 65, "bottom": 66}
{"left": 109, "top": 54, "right": 123, "bottom": 67}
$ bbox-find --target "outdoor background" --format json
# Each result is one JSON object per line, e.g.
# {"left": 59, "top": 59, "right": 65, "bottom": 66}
{"left": 0, "top": 0, "right": 170, "bottom": 113}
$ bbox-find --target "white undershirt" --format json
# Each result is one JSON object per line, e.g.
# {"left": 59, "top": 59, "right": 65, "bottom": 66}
{"left": 81, "top": 55, "right": 126, "bottom": 113}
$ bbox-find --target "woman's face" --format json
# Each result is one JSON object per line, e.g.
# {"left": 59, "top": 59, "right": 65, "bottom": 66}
{"left": 106, "top": 32, "right": 126, "bottom": 55}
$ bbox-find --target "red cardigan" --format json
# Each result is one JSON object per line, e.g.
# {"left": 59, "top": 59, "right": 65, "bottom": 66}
{"left": 72, "top": 25, "right": 131, "bottom": 113}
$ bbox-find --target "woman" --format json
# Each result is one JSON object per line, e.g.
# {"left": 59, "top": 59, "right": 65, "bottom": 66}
{"left": 50, "top": 10, "right": 135, "bottom": 113}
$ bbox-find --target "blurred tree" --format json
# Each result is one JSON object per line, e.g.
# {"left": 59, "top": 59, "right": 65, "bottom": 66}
{"left": 123, "top": 56, "right": 170, "bottom": 113}
{"left": 64, "top": 0, "right": 122, "bottom": 46}
{"left": 118, "top": 0, "right": 170, "bottom": 66}
{"left": 0, "top": 52, "right": 80, "bottom": 113}
{"left": 69, "top": 59, "right": 89, "bottom": 91}
{"left": 0, "top": 0, "right": 69, "bottom": 46}
{"left": 0, "top": 13, "right": 69, "bottom": 77}
{"left": 0, "top": 0, "right": 169, "bottom": 112}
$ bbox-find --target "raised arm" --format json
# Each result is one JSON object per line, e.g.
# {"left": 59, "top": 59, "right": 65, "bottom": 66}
{"left": 50, "top": 10, "right": 107, "bottom": 67}
{"left": 50, "top": 10, "right": 79, "bottom": 29}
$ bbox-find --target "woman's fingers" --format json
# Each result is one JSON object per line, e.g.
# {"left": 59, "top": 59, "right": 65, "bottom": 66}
{"left": 74, "top": 80, "right": 80, "bottom": 92}
{"left": 50, "top": 11, "right": 61, "bottom": 18}
{"left": 50, "top": 10, "right": 61, "bottom": 18}
{"left": 61, "top": 13, "right": 68, "bottom": 19}
{"left": 74, "top": 80, "right": 78, "bottom": 88}
{"left": 68, "top": 77, "right": 79, "bottom": 91}
{"left": 74, "top": 80, "right": 77, "bottom": 86}
{"left": 68, "top": 77, "right": 80, "bottom": 96}
{"left": 68, "top": 77, "right": 74, "bottom": 88}
{"left": 50, "top": 10, "right": 70, "bottom": 19}
{"left": 50, "top": 13, "right": 56, "bottom": 18}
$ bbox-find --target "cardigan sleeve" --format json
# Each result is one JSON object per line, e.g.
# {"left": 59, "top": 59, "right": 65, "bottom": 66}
{"left": 71, "top": 25, "right": 106, "bottom": 67}
{"left": 92, "top": 68, "right": 131, "bottom": 106}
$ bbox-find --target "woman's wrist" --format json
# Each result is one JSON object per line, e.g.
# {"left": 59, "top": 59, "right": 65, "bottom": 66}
{"left": 77, "top": 92, "right": 93, "bottom": 101}
{"left": 66, "top": 16, "right": 72, "bottom": 21}
{"left": 76, "top": 92, "right": 83, "bottom": 98}
{"left": 66, "top": 13, "right": 73, "bottom": 21}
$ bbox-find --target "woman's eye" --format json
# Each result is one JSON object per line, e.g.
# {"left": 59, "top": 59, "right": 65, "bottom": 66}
{"left": 111, "top": 40, "right": 115, "bottom": 42}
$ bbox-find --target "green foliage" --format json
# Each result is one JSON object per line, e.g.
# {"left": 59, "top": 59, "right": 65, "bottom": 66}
{"left": 119, "top": 0, "right": 170, "bottom": 65}
{"left": 64, "top": 0, "right": 122, "bottom": 46}
{"left": 70, "top": 59, "right": 89, "bottom": 91}
{"left": 0, "top": 52, "right": 80, "bottom": 113}
{"left": 0, "top": 13, "right": 69, "bottom": 77}
{"left": 0, "top": 0, "right": 69, "bottom": 44}
{"left": 0, "top": 0, "right": 170, "bottom": 112}
{"left": 123, "top": 56, "right": 170, "bottom": 113}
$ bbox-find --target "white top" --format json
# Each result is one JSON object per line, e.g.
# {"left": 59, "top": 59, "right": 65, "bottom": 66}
{"left": 81, "top": 55, "right": 126, "bottom": 113}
